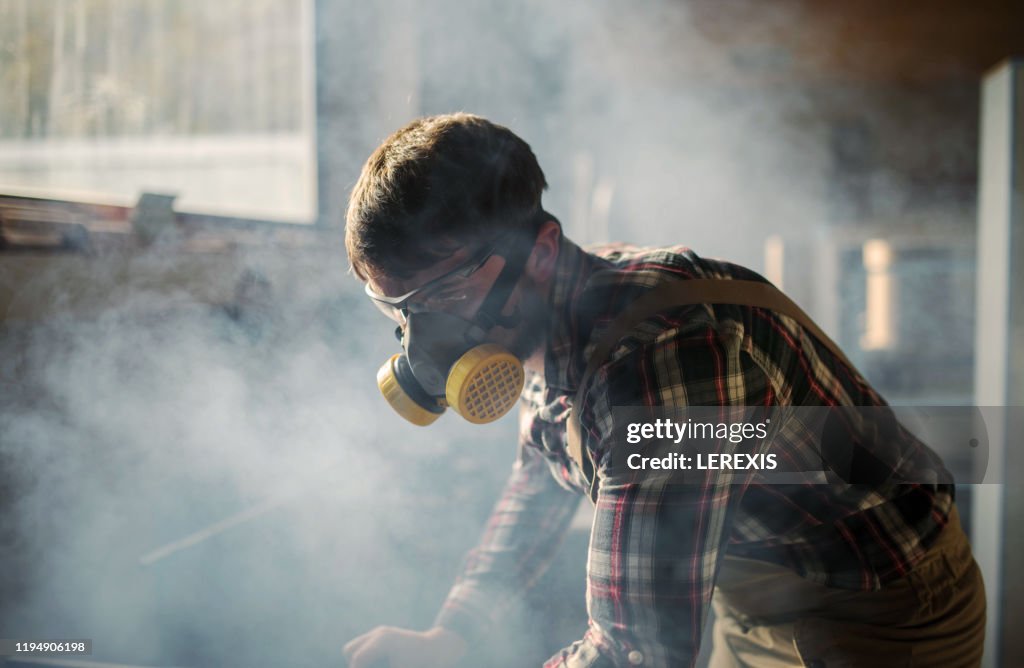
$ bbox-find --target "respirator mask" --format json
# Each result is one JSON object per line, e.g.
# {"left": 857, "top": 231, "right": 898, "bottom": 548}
{"left": 366, "top": 229, "right": 537, "bottom": 426}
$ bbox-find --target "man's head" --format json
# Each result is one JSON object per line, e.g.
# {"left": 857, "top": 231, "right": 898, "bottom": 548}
{"left": 347, "top": 114, "right": 561, "bottom": 425}
{"left": 345, "top": 113, "right": 560, "bottom": 360}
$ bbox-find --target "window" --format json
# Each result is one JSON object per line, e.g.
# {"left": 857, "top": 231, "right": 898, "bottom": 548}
{"left": 0, "top": 0, "right": 317, "bottom": 222}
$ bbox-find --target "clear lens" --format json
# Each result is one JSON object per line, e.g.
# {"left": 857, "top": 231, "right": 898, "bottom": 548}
{"left": 370, "top": 297, "right": 405, "bottom": 323}
{"left": 363, "top": 241, "right": 499, "bottom": 321}
{"left": 418, "top": 286, "right": 472, "bottom": 311}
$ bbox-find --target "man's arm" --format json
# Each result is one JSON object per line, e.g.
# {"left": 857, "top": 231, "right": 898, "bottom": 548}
{"left": 546, "top": 324, "right": 777, "bottom": 667}
{"left": 346, "top": 429, "right": 581, "bottom": 668}
{"left": 434, "top": 428, "right": 583, "bottom": 644}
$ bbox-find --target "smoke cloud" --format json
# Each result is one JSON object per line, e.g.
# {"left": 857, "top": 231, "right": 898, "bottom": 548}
{"left": 1, "top": 0, "right": 983, "bottom": 666}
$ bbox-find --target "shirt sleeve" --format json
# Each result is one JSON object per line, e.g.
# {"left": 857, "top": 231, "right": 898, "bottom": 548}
{"left": 546, "top": 323, "right": 778, "bottom": 667}
{"left": 434, "top": 414, "right": 582, "bottom": 645}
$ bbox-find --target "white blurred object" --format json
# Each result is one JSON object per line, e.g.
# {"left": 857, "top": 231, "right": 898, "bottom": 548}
{"left": 973, "top": 58, "right": 1023, "bottom": 668}
{"left": 860, "top": 238, "right": 896, "bottom": 350}
{"left": 763, "top": 234, "right": 785, "bottom": 289}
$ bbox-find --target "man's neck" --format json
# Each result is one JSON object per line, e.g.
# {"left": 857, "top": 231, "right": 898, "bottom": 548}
{"left": 522, "top": 270, "right": 557, "bottom": 376}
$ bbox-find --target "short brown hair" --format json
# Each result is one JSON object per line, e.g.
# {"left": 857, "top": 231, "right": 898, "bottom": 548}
{"left": 345, "top": 113, "right": 548, "bottom": 280}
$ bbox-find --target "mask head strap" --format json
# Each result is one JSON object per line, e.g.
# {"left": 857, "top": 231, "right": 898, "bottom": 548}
{"left": 474, "top": 211, "right": 548, "bottom": 330}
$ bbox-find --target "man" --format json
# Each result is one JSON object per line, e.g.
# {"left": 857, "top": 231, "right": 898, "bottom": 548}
{"left": 341, "top": 113, "right": 985, "bottom": 667}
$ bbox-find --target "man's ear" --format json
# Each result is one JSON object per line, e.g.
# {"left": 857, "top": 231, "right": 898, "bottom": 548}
{"left": 526, "top": 220, "right": 562, "bottom": 283}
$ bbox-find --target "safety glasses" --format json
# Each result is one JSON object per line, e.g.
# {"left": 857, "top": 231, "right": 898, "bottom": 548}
{"left": 364, "top": 241, "right": 501, "bottom": 322}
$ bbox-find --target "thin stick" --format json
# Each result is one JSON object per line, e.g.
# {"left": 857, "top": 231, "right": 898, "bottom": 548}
{"left": 138, "top": 492, "right": 292, "bottom": 566}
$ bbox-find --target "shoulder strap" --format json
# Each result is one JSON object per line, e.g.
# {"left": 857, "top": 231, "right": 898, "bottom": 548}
{"left": 566, "top": 279, "right": 855, "bottom": 502}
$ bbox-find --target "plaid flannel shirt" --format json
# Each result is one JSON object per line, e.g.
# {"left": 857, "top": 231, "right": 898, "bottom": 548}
{"left": 435, "top": 238, "right": 954, "bottom": 667}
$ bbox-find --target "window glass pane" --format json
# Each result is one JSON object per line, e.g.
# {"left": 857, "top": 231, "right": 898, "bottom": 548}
{"left": 0, "top": 0, "right": 316, "bottom": 222}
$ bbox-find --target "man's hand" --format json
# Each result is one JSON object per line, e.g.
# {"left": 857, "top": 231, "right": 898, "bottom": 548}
{"left": 342, "top": 625, "right": 467, "bottom": 668}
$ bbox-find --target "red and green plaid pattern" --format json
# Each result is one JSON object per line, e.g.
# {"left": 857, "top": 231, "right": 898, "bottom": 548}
{"left": 436, "top": 239, "right": 953, "bottom": 667}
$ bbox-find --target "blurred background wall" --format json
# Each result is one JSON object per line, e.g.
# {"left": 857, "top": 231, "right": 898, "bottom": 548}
{"left": 1, "top": 1, "right": 1022, "bottom": 666}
